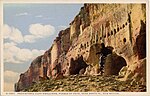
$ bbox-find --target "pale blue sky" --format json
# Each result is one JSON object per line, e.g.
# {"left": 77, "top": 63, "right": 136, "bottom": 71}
{"left": 4, "top": 4, "right": 83, "bottom": 72}
{"left": 3, "top": 3, "right": 83, "bottom": 91}
{"left": 4, "top": 4, "right": 83, "bottom": 50}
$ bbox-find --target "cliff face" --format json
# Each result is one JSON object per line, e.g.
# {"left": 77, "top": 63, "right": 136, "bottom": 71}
{"left": 15, "top": 4, "right": 146, "bottom": 91}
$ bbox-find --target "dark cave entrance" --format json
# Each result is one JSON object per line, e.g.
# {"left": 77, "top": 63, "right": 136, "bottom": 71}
{"left": 104, "top": 53, "right": 127, "bottom": 76}
{"left": 69, "top": 55, "right": 88, "bottom": 75}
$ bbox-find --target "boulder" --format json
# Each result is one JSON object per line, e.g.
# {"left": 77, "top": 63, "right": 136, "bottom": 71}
{"left": 118, "top": 66, "right": 128, "bottom": 78}
{"left": 79, "top": 68, "right": 86, "bottom": 75}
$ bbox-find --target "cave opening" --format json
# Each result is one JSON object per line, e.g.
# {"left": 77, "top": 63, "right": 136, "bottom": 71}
{"left": 123, "top": 38, "right": 126, "bottom": 43}
{"left": 111, "top": 30, "right": 113, "bottom": 35}
{"left": 69, "top": 56, "right": 88, "bottom": 75}
{"left": 114, "top": 29, "right": 116, "bottom": 34}
{"left": 104, "top": 52, "right": 127, "bottom": 76}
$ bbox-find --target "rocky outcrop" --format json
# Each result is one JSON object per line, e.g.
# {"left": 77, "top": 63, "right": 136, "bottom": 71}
{"left": 15, "top": 56, "right": 43, "bottom": 91}
{"left": 15, "top": 4, "right": 146, "bottom": 91}
{"left": 120, "top": 58, "right": 146, "bottom": 85}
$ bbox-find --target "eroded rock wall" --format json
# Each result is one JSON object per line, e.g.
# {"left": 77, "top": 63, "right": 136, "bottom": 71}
{"left": 15, "top": 4, "right": 146, "bottom": 91}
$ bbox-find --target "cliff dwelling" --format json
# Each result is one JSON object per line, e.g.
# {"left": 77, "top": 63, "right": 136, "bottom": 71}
{"left": 15, "top": 4, "right": 146, "bottom": 92}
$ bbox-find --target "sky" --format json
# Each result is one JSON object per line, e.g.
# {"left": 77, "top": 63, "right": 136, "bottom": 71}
{"left": 3, "top": 3, "right": 83, "bottom": 92}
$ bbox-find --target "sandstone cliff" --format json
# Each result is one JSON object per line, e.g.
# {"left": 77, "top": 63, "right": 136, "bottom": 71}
{"left": 15, "top": 4, "right": 146, "bottom": 92}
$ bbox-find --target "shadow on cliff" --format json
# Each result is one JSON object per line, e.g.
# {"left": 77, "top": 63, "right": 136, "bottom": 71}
{"left": 134, "top": 20, "right": 146, "bottom": 60}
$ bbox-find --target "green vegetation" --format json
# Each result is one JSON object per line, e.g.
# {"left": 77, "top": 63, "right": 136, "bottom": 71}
{"left": 23, "top": 75, "right": 146, "bottom": 92}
